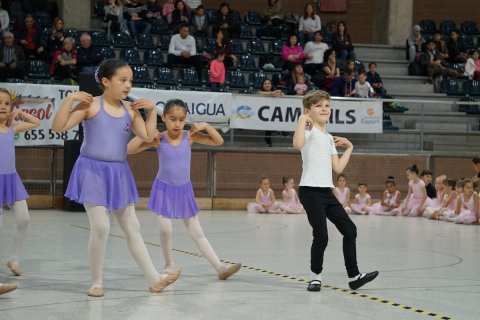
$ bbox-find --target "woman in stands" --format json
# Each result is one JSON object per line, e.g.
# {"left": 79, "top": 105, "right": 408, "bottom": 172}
{"left": 282, "top": 34, "right": 305, "bottom": 71}
{"left": 215, "top": 29, "right": 237, "bottom": 68}
{"left": 465, "top": 49, "right": 480, "bottom": 81}
{"left": 298, "top": 3, "right": 321, "bottom": 45}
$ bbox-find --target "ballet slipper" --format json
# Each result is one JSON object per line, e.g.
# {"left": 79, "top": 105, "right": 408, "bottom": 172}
{"left": 0, "top": 283, "right": 17, "bottom": 295}
{"left": 6, "top": 260, "right": 21, "bottom": 276}
{"left": 218, "top": 263, "right": 242, "bottom": 280}
{"left": 149, "top": 268, "right": 181, "bottom": 293}
{"left": 87, "top": 285, "right": 104, "bottom": 297}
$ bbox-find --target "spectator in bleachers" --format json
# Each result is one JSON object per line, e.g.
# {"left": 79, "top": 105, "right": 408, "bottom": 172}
{"left": 0, "top": 32, "right": 26, "bottom": 81}
{"left": 352, "top": 70, "right": 373, "bottom": 98}
{"left": 446, "top": 29, "right": 467, "bottom": 63}
{"left": 294, "top": 74, "right": 309, "bottom": 95}
{"left": 215, "top": 29, "right": 236, "bottom": 68}
{"left": 17, "top": 14, "right": 48, "bottom": 62}
{"left": 471, "top": 157, "right": 480, "bottom": 184}
{"left": 76, "top": 32, "right": 102, "bottom": 73}
{"left": 366, "top": 62, "right": 387, "bottom": 97}
{"left": 343, "top": 59, "right": 358, "bottom": 78}
{"left": 332, "top": 69, "right": 356, "bottom": 97}
{"left": 284, "top": 63, "right": 310, "bottom": 95}
{"left": 209, "top": 49, "right": 225, "bottom": 88}
{"left": 192, "top": 4, "right": 210, "bottom": 37}
{"left": 162, "top": 0, "right": 175, "bottom": 24}
{"left": 465, "top": 49, "right": 480, "bottom": 81}
{"left": 298, "top": 3, "right": 321, "bottom": 45}
{"left": 419, "top": 40, "right": 458, "bottom": 84}
{"left": 406, "top": 24, "right": 425, "bottom": 63}
{"left": 421, "top": 169, "right": 436, "bottom": 199}
{"left": 123, "top": 0, "right": 152, "bottom": 41}
{"left": 167, "top": 24, "right": 202, "bottom": 79}
{"left": 319, "top": 48, "right": 340, "bottom": 92}
{"left": 432, "top": 31, "right": 449, "bottom": 61}
{"left": 0, "top": 0, "right": 10, "bottom": 36}
{"left": 104, "top": 0, "right": 128, "bottom": 35}
{"left": 50, "top": 36, "right": 77, "bottom": 83}
{"left": 282, "top": 34, "right": 304, "bottom": 71}
{"left": 332, "top": 21, "right": 355, "bottom": 67}
{"left": 263, "top": 0, "right": 283, "bottom": 25}
{"left": 214, "top": 2, "right": 240, "bottom": 39}
{"left": 184, "top": 0, "right": 202, "bottom": 10}
{"left": 170, "top": 0, "right": 192, "bottom": 33}
{"left": 259, "top": 78, "right": 283, "bottom": 147}
{"left": 46, "top": 17, "right": 65, "bottom": 56}
{"left": 146, "top": 0, "right": 162, "bottom": 21}
{"left": 304, "top": 30, "right": 328, "bottom": 77}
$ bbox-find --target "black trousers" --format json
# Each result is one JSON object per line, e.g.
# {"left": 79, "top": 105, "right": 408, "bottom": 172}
{"left": 167, "top": 54, "right": 203, "bottom": 80}
{"left": 299, "top": 186, "right": 359, "bottom": 277}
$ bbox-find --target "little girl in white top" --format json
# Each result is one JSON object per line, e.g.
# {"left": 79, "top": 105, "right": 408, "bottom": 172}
{"left": 367, "top": 176, "right": 401, "bottom": 216}
{"left": 423, "top": 175, "right": 446, "bottom": 217}
{"left": 350, "top": 183, "right": 371, "bottom": 215}
{"left": 401, "top": 164, "right": 427, "bottom": 216}
{"left": 333, "top": 173, "right": 351, "bottom": 214}
{"left": 247, "top": 176, "right": 281, "bottom": 213}
{"left": 449, "top": 179, "right": 479, "bottom": 224}
{"left": 439, "top": 180, "right": 462, "bottom": 220}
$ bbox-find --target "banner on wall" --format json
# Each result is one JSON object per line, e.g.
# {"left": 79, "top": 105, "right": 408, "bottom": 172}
{"left": 230, "top": 95, "right": 383, "bottom": 133}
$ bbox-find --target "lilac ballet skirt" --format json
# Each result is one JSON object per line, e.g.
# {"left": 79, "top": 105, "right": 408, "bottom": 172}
{"left": 147, "top": 178, "right": 199, "bottom": 219}
{"left": 0, "top": 172, "right": 28, "bottom": 206}
{"left": 65, "top": 155, "right": 139, "bottom": 211}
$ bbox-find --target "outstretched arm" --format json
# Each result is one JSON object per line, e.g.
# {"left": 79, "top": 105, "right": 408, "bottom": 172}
{"left": 11, "top": 111, "right": 40, "bottom": 133}
{"left": 127, "top": 130, "right": 161, "bottom": 154}
{"left": 52, "top": 91, "right": 93, "bottom": 132}
{"left": 190, "top": 122, "right": 224, "bottom": 146}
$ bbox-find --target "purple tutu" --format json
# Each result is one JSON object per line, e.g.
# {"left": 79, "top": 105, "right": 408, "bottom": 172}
{"left": 65, "top": 155, "right": 139, "bottom": 211}
{"left": 0, "top": 172, "right": 28, "bottom": 206}
{"left": 147, "top": 178, "right": 199, "bottom": 219}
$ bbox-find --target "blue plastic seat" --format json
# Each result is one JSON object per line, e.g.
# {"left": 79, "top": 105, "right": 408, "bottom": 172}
{"left": 419, "top": 19, "right": 437, "bottom": 35}
{"left": 251, "top": 71, "right": 267, "bottom": 89}
{"left": 119, "top": 48, "right": 142, "bottom": 65}
{"left": 27, "top": 60, "right": 50, "bottom": 79}
{"left": 90, "top": 30, "right": 109, "bottom": 47}
{"left": 440, "top": 78, "right": 462, "bottom": 96}
{"left": 179, "top": 68, "right": 200, "bottom": 86}
{"left": 439, "top": 20, "right": 456, "bottom": 36}
{"left": 204, "top": 38, "right": 216, "bottom": 52}
{"left": 238, "top": 54, "right": 258, "bottom": 71}
{"left": 66, "top": 28, "right": 80, "bottom": 42}
{"left": 205, "top": 9, "right": 220, "bottom": 24}
{"left": 240, "top": 25, "right": 255, "bottom": 39}
{"left": 271, "top": 40, "right": 283, "bottom": 55}
{"left": 229, "top": 39, "right": 245, "bottom": 54}
{"left": 244, "top": 11, "right": 262, "bottom": 26}
{"left": 462, "top": 35, "right": 475, "bottom": 50}
{"left": 144, "top": 49, "right": 164, "bottom": 66}
{"left": 137, "top": 33, "right": 156, "bottom": 49}
{"left": 249, "top": 40, "right": 266, "bottom": 55}
{"left": 460, "top": 21, "right": 479, "bottom": 35}
{"left": 99, "top": 47, "right": 116, "bottom": 60}
{"left": 158, "top": 34, "right": 172, "bottom": 51}
{"left": 227, "top": 70, "right": 248, "bottom": 88}
{"left": 151, "top": 18, "right": 170, "bottom": 34}
{"left": 462, "top": 79, "right": 480, "bottom": 96}
{"left": 154, "top": 67, "right": 176, "bottom": 85}
{"left": 132, "top": 66, "right": 153, "bottom": 85}
{"left": 111, "top": 32, "right": 134, "bottom": 48}
{"left": 34, "top": 11, "right": 51, "bottom": 28}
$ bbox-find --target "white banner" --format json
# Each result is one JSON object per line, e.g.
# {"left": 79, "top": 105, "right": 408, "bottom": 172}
{"left": 230, "top": 95, "right": 383, "bottom": 133}
{"left": 3, "top": 83, "right": 79, "bottom": 146}
{"left": 131, "top": 88, "right": 232, "bottom": 124}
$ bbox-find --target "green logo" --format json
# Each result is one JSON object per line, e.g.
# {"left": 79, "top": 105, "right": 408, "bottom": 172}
{"left": 14, "top": 132, "right": 20, "bottom": 140}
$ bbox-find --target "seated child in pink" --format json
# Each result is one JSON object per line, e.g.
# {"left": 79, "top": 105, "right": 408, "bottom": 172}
{"left": 279, "top": 177, "right": 305, "bottom": 214}
{"left": 449, "top": 179, "right": 478, "bottom": 224}
{"left": 401, "top": 164, "right": 427, "bottom": 217}
{"left": 439, "top": 180, "right": 462, "bottom": 220}
{"left": 367, "top": 176, "right": 401, "bottom": 216}
{"left": 247, "top": 176, "right": 281, "bottom": 213}
{"left": 333, "top": 173, "right": 352, "bottom": 214}
{"left": 350, "top": 183, "right": 371, "bottom": 215}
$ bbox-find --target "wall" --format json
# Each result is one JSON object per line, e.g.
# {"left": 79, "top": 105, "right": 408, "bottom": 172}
{"left": 413, "top": 0, "right": 480, "bottom": 28}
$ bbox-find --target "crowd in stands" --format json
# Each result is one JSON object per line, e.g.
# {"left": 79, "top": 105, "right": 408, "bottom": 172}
{"left": 246, "top": 159, "right": 480, "bottom": 226}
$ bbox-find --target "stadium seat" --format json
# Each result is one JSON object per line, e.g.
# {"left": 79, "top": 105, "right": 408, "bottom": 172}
{"left": 27, "top": 60, "right": 50, "bottom": 79}
{"left": 244, "top": 11, "right": 262, "bottom": 26}
{"left": 419, "top": 19, "right": 437, "bottom": 35}
{"left": 248, "top": 40, "right": 266, "bottom": 55}
{"left": 99, "top": 47, "right": 116, "bottom": 60}
{"left": 158, "top": 34, "right": 172, "bottom": 51}
{"left": 111, "top": 32, "right": 134, "bottom": 48}
{"left": 251, "top": 71, "right": 267, "bottom": 89}
{"left": 462, "top": 35, "right": 476, "bottom": 50}
{"left": 90, "top": 30, "right": 109, "bottom": 47}
{"left": 66, "top": 28, "right": 80, "bottom": 42}
{"left": 151, "top": 18, "right": 171, "bottom": 34}
{"left": 6, "top": 78, "right": 25, "bottom": 83}
{"left": 440, "top": 78, "right": 462, "bottom": 95}
{"left": 462, "top": 79, "right": 480, "bottom": 96}
{"left": 460, "top": 21, "right": 479, "bottom": 35}
{"left": 179, "top": 68, "right": 200, "bottom": 86}
{"left": 132, "top": 66, "right": 153, "bottom": 85}
{"left": 439, "top": 20, "right": 456, "bottom": 35}
{"left": 144, "top": 49, "right": 164, "bottom": 66}
{"left": 205, "top": 9, "right": 220, "bottom": 24}
{"left": 34, "top": 11, "right": 51, "bottom": 28}
{"left": 227, "top": 70, "right": 248, "bottom": 88}
{"left": 240, "top": 25, "right": 255, "bottom": 39}
{"left": 93, "top": 0, "right": 107, "bottom": 17}
{"left": 238, "top": 54, "right": 258, "bottom": 71}
{"left": 271, "top": 40, "right": 283, "bottom": 55}
{"left": 119, "top": 48, "right": 142, "bottom": 65}
{"left": 137, "top": 33, "right": 156, "bottom": 49}
{"left": 229, "top": 39, "right": 246, "bottom": 54}
{"left": 204, "top": 38, "right": 216, "bottom": 52}
{"left": 323, "top": 25, "right": 334, "bottom": 44}
{"left": 154, "top": 67, "right": 176, "bottom": 85}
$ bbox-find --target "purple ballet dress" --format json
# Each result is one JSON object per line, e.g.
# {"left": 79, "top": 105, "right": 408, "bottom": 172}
{"left": 0, "top": 127, "right": 28, "bottom": 206}
{"left": 65, "top": 96, "right": 139, "bottom": 211}
{"left": 147, "top": 131, "right": 199, "bottom": 219}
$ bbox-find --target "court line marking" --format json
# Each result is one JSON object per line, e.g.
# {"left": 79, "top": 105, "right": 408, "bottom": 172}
{"left": 71, "top": 224, "right": 454, "bottom": 320}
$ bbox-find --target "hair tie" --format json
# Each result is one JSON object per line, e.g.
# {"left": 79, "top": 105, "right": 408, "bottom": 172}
{"left": 94, "top": 66, "right": 100, "bottom": 84}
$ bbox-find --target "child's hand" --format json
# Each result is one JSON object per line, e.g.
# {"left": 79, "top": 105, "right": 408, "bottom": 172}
{"left": 299, "top": 114, "right": 313, "bottom": 130}
{"left": 189, "top": 122, "right": 208, "bottom": 135}
{"left": 153, "top": 130, "right": 162, "bottom": 143}
{"left": 131, "top": 99, "right": 155, "bottom": 111}
{"left": 333, "top": 136, "right": 353, "bottom": 149}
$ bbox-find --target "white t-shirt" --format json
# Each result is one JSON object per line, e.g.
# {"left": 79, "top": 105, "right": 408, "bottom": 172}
{"left": 299, "top": 127, "right": 338, "bottom": 188}
{"left": 304, "top": 41, "right": 329, "bottom": 64}
{"left": 354, "top": 81, "right": 374, "bottom": 98}
{"left": 168, "top": 34, "right": 197, "bottom": 56}
{"left": 299, "top": 15, "right": 321, "bottom": 32}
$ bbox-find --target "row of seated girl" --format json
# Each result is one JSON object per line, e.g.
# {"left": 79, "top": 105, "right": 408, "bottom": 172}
{"left": 333, "top": 166, "right": 479, "bottom": 225}
{"left": 246, "top": 176, "right": 305, "bottom": 214}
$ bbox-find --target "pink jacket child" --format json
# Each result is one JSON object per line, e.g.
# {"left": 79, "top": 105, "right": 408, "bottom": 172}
{"left": 162, "top": 0, "right": 175, "bottom": 23}
{"left": 210, "top": 51, "right": 226, "bottom": 86}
